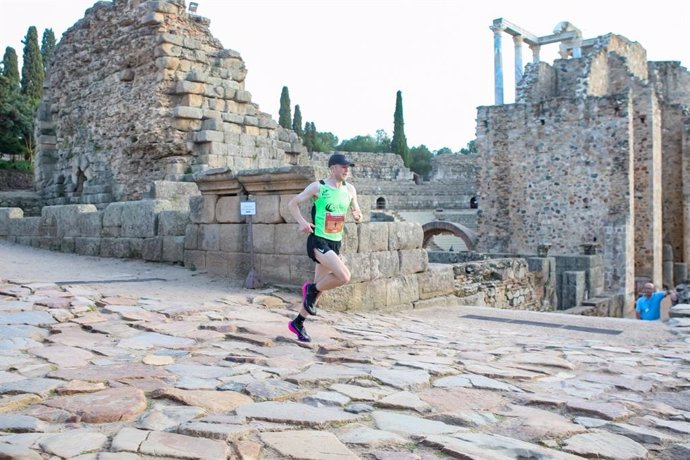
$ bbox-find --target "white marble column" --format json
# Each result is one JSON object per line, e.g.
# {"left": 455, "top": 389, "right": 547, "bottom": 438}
{"left": 490, "top": 24, "right": 505, "bottom": 105}
{"left": 513, "top": 35, "right": 524, "bottom": 86}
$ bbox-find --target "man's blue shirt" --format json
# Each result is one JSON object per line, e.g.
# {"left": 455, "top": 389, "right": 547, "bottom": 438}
{"left": 635, "top": 291, "right": 666, "bottom": 320}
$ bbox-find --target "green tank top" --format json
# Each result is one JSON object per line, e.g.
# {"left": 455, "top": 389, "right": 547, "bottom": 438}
{"left": 312, "top": 180, "right": 352, "bottom": 241}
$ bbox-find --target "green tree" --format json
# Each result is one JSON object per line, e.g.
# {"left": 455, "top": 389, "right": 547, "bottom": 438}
{"left": 337, "top": 134, "right": 378, "bottom": 153}
{"left": 0, "top": 75, "right": 34, "bottom": 156}
{"left": 302, "top": 121, "right": 337, "bottom": 153}
{"left": 313, "top": 130, "right": 338, "bottom": 153}
{"left": 21, "top": 26, "right": 44, "bottom": 102}
{"left": 435, "top": 147, "right": 453, "bottom": 155}
{"left": 337, "top": 129, "right": 390, "bottom": 153}
{"left": 40, "top": 28, "right": 57, "bottom": 70}
{"left": 292, "top": 104, "right": 303, "bottom": 137}
{"left": 459, "top": 139, "right": 477, "bottom": 154}
{"left": 374, "top": 129, "right": 391, "bottom": 152}
{"left": 391, "top": 90, "right": 410, "bottom": 167}
{"left": 278, "top": 86, "right": 291, "bottom": 129}
{"left": 2, "top": 47, "right": 20, "bottom": 89}
{"left": 410, "top": 144, "right": 433, "bottom": 179}
{"left": 303, "top": 121, "right": 315, "bottom": 151}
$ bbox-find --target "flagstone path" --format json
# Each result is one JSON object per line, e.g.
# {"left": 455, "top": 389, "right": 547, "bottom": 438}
{"left": 1, "top": 241, "right": 690, "bottom": 459}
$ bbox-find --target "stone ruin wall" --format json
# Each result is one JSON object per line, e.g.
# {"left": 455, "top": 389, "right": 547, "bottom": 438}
{"left": 35, "top": 0, "right": 305, "bottom": 208}
{"left": 476, "top": 95, "right": 634, "bottom": 295}
{"left": 307, "top": 152, "right": 477, "bottom": 210}
{"left": 480, "top": 33, "right": 690, "bottom": 310}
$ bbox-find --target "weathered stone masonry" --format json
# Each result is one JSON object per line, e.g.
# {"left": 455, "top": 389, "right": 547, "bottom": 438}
{"left": 35, "top": 0, "right": 305, "bottom": 208}
{"left": 477, "top": 33, "right": 690, "bottom": 312}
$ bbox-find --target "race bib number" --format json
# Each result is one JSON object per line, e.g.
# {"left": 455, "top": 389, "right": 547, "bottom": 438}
{"left": 324, "top": 212, "right": 345, "bottom": 234}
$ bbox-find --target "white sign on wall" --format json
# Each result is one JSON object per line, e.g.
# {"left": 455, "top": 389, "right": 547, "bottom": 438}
{"left": 240, "top": 201, "right": 256, "bottom": 216}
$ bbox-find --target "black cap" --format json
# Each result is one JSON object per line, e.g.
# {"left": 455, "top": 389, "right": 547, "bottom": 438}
{"left": 328, "top": 153, "right": 355, "bottom": 167}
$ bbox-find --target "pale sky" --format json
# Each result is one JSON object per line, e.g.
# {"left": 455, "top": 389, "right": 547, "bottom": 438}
{"left": 2, "top": 0, "right": 689, "bottom": 152}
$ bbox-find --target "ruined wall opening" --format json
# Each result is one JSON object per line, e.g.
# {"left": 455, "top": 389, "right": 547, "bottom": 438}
{"left": 376, "top": 197, "right": 387, "bottom": 209}
{"left": 422, "top": 221, "right": 478, "bottom": 251}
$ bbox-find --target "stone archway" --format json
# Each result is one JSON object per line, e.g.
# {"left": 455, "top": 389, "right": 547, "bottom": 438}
{"left": 376, "top": 197, "right": 387, "bottom": 209}
{"left": 422, "top": 221, "right": 478, "bottom": 251}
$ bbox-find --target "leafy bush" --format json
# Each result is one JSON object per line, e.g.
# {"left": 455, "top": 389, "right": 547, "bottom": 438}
{"left": 0, "top": 159, "right": 33, "bottom": 172}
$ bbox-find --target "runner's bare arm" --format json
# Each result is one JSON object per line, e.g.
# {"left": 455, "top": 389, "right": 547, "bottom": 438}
{"left": 348, "top": 183, "right": 362, "bottom": 222}
{"left": 288, "top": 181, "right": 320, "bottom": 233}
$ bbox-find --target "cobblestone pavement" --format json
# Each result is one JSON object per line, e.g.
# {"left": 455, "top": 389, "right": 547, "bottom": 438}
{"left": 1, "top": 241, "right": 690, "bottom": 459}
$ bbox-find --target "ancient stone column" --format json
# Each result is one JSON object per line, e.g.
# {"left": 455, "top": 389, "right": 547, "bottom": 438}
{"left": 663, "top": 243, "right": 674, "bottom": 288}
{"left": 513, "top": 35, "right": 524, "bottom": 86}
{"left": 529, "top": 44, "right": 541, "bottom": 64}
{"left": 490, "top": 24, "right": 505, "bottom": 105}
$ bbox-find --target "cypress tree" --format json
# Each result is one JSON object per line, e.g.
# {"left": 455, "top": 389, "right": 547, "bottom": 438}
{"left": 292, "top": 104, "right": 303, "bottom": 137}
{"left": 391, "top": 90, "right": 411, "bottom": 167}
{"left": 20, "top": 26, "right": 44, "bottom": 102}
{"left": 40, "top": 28, "right": 57, "bottom": 70}
{"left": 2, "top": 47, "right": 20, "bottom": 88}
{"left": 303, "top": 121, "right": 315, "bottom": 152}
{"left": 278, "top": 86, "right": 291, "bottom": 129}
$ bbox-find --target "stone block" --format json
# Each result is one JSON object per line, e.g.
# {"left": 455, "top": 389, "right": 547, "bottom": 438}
{"left": 202, "top": 118, "right": 223, "bottom": 131}
{"left": 370, "top": 251, "right": 400, "bottom": 278}
{"left": 235, "top": 90, "right": 252, "bottom": 102}
{"left": 60, "top": 237, "right": 75, "bottom": 253}
{"left": 175, "top": 81, "right": 205, "bottom": 95}
{"left": 340, "top": 252, "right": 371, "bottom": 283}
{"left": 199, "top": 224, "right": 221, "bottom": 251}
{"left": 226, "top": 252, "right": 252, "bottom": 279}
{"left": 257, "top": 254, "right": 291, "bottom": 284}
{"left": 75, "top": 237, "right": 101, "bottom": 256}
{"left": 162, "top": 236, "right": 185, "bottom": 263}
{"left": 318, "top": 282, "right": 374, "bottom": 312}
{"left": 0, "top": 207, "right": 23, "bottom": 236}
{"left": 121, "top": 200, "right": 173, "bottom": 238}
{"left": 276, "top": 224, "right": 305, "bottom": 256}
{"left": 102, "top": 226, "right": 120, "bottom": 237}
{"left": 388, "top": 222, "right": 423, "bottom": 251}
{"left": 185, "top": 224, "right": 200, "bottom": 250}
{"left": 219, "top": 224, "right": 246, "bottom": 253}
{"left": 158, "top": 211, "right": 189, "bottom": 236}
{"left": 103, "top": 202, "right": 126, "bottom": 228}
{"left": 142, "top": 237, "right": 163, "bottom": 261}
{"left": 78, "top": 211, "right": 103, "bottom": 238}
{"left": 194, "top": 130, "right": 224, "bottom": 143}
{"left": 147, "top": 181, "right": 199, "bottom": 210}
{"left": 561, "top": 270, "right": 585, "bottom": 309}
{"left": 386, "top": 275, "right": 419, "bottom": 306}
{"left": 216, "top": 196, "right": 242, "bottom": 223}
{"left": 253, "top": 195, "right": 283, "bottom": 224}
{"left": 159, "top": 33, "right": 185, "bottom": 46}
{"left": 9, "top": 217, "right": 40, "bottom": 237}
{"left": 38, "top": 237, "right": 60, "bottom": 251}
{"left": 289, "top": 255, "right": 314, "bottom": 284}
{"left": 184, "top": 250, "right": 206, "bottom": 271}
{"left": 278, "top": 195, "right": 312, "bottom": 224}
{"left": 180, "top": 94, "right": 203, "bottom": 107}
{"left": 189, "top": 195, "right": 217, "bottom": 224}
{"left": 358, "top": 222, "right": 389, "bottom": 253}
{"left": 417, "top": 264, "right": 455, "bottom": 300}
{"left": 42, "top": 204, "right": 97, "bottom": 238}
{"left": 250, "top": 224, "right": 275, "bottom": 254}
{"left": 399, "top": 249, "right": 429, "bottom": 274}
{"left": 340, "top": 223, "right": 358, "bottom": 254}
{"left": 173, "top": 106, "right": 203, "bottom": 119}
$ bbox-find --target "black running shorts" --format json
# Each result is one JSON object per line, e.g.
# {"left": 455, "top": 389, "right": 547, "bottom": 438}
{"left": 307, "top": 234, "right": 341, "bottom": 263}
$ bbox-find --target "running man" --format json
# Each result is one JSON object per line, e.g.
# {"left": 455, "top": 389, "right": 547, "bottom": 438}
{"left": 287, "top": 153, "right": 362, "bottom": 342}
